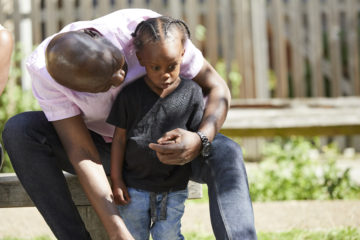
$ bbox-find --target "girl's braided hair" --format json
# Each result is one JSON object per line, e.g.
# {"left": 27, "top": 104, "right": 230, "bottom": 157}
{"left": 131, "top": 16, "right": 191, "bottom": 51}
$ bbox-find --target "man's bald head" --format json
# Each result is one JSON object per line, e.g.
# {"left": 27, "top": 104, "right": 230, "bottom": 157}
{"left": 45, "top": 31, "right": 126, "bottom": 93}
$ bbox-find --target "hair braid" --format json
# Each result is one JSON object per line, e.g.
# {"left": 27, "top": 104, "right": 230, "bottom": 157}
{"left": 132, "top": 16, "right": 191, "bottom": 51}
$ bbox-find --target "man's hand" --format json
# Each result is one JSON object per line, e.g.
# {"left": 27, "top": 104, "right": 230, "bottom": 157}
{"left": 112, "top": 180, "right": 131, "bottom": 206}
{"left": 149, "top": 128, "right": 202, "bottom": 165}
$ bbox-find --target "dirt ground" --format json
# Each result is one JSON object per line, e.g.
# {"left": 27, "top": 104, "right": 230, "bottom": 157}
{"left": 1, "top": 159, "right": 360, "bottom": 238}
{"left": 1, "top": 200, "right": 360, "bottom": 239}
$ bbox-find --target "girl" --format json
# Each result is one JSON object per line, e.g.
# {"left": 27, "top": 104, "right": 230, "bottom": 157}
{"left": 107, "top": 16, "right": 204, "bottom": 240}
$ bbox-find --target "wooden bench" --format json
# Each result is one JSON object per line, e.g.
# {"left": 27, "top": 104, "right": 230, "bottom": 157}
{"left": 1, "top": 96, "right": 359, "bottom": 239}
{"left": 0, "top": 173, "right": 202, "bottom": 239}
{"left": 221, "top": 97, "right": 360, "bottom": 137}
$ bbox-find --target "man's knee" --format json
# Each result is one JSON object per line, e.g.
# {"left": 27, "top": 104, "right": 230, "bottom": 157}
{"left": 3, "top": 113, "right": 25, "bottom": 146}
{"left": 3, "top": 111, "right": 45, "bottom": 150}
{"left": 212, "top": 134, "right": 243, "bottom": 161}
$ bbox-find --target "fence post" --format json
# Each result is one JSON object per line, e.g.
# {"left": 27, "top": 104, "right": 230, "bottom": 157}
{"left": 270, "top": 0, "right": 288, "bottom": 98}
{"left": 308, "top": 0, "right": 324, "bottom": 97}
{"left": 345, "top": 0, "right": 360, "bottom": 96}
{"left": 328, "top": 0, "right": 343, "bottom": 97}
{"left": 251, "top": 0, "right": 269, "bottom": 99}
{"left": 289, "top": 0, "right": 305, "bottom": 98}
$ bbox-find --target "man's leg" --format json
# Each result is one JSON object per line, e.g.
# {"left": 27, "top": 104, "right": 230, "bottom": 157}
{"left": 2, "top": 111, "right": 111, "bottom": 240}
{"left": 191, "top": 134, "right": 257, "bottom": 240}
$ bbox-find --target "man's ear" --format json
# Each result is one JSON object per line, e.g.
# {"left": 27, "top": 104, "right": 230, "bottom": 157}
{"left": 111, "top": 69, "right": 126, "bottom": 86}
{"left": 136, "top": 51, "right": 144, "bottom": 66}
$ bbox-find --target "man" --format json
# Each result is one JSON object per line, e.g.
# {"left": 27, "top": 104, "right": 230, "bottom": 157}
{"left": 3, "top": 8, "right": 256, "bottom": 240}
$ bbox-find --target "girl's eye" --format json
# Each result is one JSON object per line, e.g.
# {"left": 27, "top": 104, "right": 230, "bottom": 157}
{"left": 168, "top": 64, "right": 177, "bottom": 71}
{"left": 151, "top": 66, "right": 160, "bottom": 71}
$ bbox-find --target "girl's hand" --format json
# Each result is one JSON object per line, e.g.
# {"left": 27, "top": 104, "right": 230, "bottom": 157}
{"left": 112, "top": 180, "right": 131, "bottom": 205}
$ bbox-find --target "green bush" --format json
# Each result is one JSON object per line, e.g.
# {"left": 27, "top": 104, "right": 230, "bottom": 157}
{"left": 249, "top": 137, "right": 360, "bottom": 201}
{"left": 0, "top": 44, "right": 40, "bottom": 173}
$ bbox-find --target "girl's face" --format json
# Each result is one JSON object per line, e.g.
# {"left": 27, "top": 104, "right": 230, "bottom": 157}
{"left": 136, "top": 33, "right": 185, "bottom": 95}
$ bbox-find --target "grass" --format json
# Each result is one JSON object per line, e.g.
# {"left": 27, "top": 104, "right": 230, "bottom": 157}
{"left": 183, "top": 228, "right": 360, "bottom": 240}
{"left": 258, "top": 227, "right": 360, "bottom": 240}
{"left": 3, "top": 228, "right": 360, "bottom": 240}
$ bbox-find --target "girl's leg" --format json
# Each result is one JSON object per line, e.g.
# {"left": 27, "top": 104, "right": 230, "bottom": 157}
{"left": 2, "top": 111, "right": 111, "bottom": 240}
{"left": 117, "top": 187, "right": 151, "bottom": 240}
{"left": 150, "top": 189, "right": 188, "bottom": 240}
{"left": 191, "top": 134, "right": 257, "bottom": 240}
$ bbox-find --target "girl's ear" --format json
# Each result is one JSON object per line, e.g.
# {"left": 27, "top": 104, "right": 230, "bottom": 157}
{"left": 136, "top": 51, "right": 144, "bottom": 66}
{"left": 181, "top": 48, "right": 185, "bottom": 57}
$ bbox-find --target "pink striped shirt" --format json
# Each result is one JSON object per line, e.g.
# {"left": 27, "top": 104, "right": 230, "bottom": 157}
{"left": 27, "top": 9, "right": 204, "bottom": 142}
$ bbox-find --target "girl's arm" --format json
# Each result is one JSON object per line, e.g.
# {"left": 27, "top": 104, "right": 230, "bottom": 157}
{"left": 111, "top": 127, "right": 130, "bottom": 205}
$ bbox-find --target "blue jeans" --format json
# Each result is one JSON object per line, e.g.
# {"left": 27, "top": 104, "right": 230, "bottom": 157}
{"left": 118, "top": 188, "right": 187, "bottom": 240}
{"left": 2, "top": 111, "right": 257, "bottom": 240}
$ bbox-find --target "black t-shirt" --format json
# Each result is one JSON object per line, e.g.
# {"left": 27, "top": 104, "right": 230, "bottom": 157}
{"left": 107, "top": 77, "right": 204, "bottom": 192}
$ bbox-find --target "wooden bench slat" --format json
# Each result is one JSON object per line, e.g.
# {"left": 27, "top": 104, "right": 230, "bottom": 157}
{"left": 221, "top": 97, "right": 360, "bottom": 137}
{"left": 0, "top": 173, "right": 202, "bottom": 208}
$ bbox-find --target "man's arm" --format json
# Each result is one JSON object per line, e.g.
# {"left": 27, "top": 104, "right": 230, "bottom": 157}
{"left": 0, "top": 28, "right": 14, "bottom": 95}
{"left": 52, "top": 116, "right": 134, "bottom": 240}
{"left": 193, "top": 59, "right": 231, "bottom": 140}
{"left": 149, "top": 59, "right": 231, "bottom": 164}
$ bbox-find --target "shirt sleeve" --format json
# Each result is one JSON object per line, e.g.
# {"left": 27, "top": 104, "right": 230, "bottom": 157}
{"left": 106, "top": 90, "right": 128, "bottom": 129}
{"left": 180, "top": 40, "right": 204, "bottom": 79}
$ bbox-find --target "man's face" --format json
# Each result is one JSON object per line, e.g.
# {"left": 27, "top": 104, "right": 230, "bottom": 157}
{"left": 73, "top": 29, "right": 128, "bottom": 93}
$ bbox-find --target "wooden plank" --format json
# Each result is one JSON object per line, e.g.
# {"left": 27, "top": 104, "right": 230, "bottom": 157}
{"left": 78, "top": 0, "right": 93, "bottom": 21}
{"left": 204, "top": 0, "right": 218, "bottom": 66}
{"left": 184, "top": 0, "right": 199, "bottom": 47}
{"left": 345, "top": 0, "right": 360, "bottom": 96}
{"left": 0, "top": 174, "right": 202, "bottom": 208}
{"left": 328, "top": 0, "right": 343, "bottom": 97}
{"left": 44, "top": 0, "right": 58, "bottom": 37}
{"left": 0, "top": 0, "right": 5, "bottom": 23}
{"left": 234, "top": 0, "right": 254, "bottom": 98}
{"left": 167, "top": 0, "right": 182, "bottom": 19}
{"left": 12, "top": 0, "right": 20, "bottom": 42}
{"left": 131, "top": 0, "right": 146, "bottom": 9}
{"left": 307, "top": 0, "right": 324, "bottom": 97}
{"left": 95, "top": 0, "right": 110, "bottom": 19}
{"left": 148, "top": 0, "right": 163, "bottom": 14}
{"left": 221, "top": 97, "right": 360, "bottom": 137}
{"left": 221, "top": 125, "right": 360, "bottom": 138}
{"left": 113, "top": 0, "right": 128, "bottom": 10}
{"left": 234, "top": 0, "right": 245, "bottom": 98}
{"left": 78, "top": 206, "right": 108, "bottom": 239}
{"left": 219, "top": 0, "right": 232, "bottom": 90}
{"left": 270, "top": 0, "right": 288, "bottom": 98}
{"left": 62, "top": 0, "right": 76, "bottom": 26}
{"left": 31, "top": 0, "right": 42, "bottom": 44}
{"left": 289, "top": 0, "right": 305, "bottom": 97}
{"left": 251, "top": 0, "right": 269, "bottom": 98}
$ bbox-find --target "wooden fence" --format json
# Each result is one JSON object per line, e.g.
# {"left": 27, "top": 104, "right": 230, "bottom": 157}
{"left": 1, "top": 0, "right": 360, "bottom": 99}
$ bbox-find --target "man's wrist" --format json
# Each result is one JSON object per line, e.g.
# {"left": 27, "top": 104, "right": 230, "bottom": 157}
{"left": 196, "top": 131, "right": 212, "bottom": 158}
